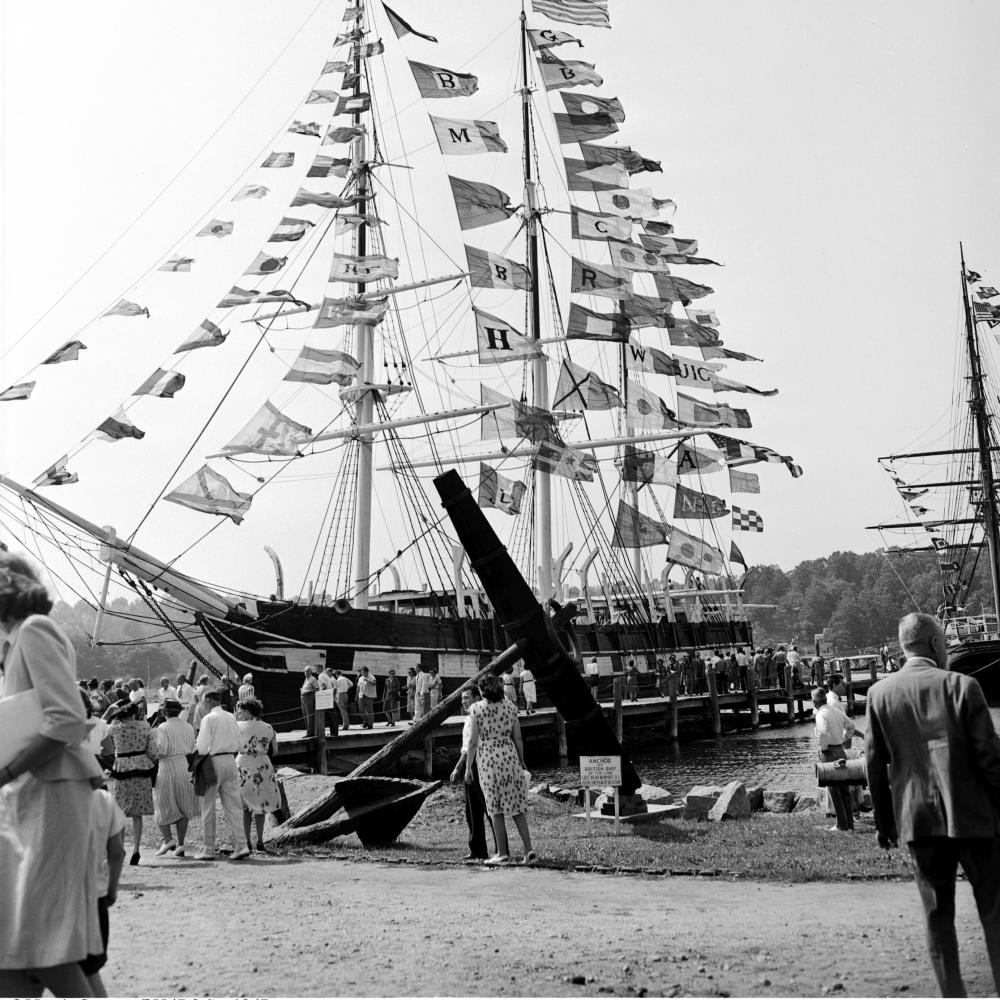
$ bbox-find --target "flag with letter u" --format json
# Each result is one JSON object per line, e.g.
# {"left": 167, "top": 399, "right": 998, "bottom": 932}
{"left": 478, "top": 463, "right": 526, "bottom": 515}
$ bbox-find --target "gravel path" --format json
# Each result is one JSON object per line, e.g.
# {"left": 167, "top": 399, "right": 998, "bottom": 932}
{"left": 105, "top": 855, "right": 996, "bottom": 997}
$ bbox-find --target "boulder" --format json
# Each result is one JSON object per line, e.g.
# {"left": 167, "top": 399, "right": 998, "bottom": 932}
{"left": 637, "top": 783, "right": 674, "bottom": 805}
{"left": 791, "top": 794, "right": 820, "bottom": 813}
{"left": 529, "top": 783, "right": 549, "bottom": 796}
{"left": 763, "top": 789, "right": 797, "bottom": 813}
{"left": 707, "top": 781, "right": 751, "bottom": 821}
{"left": 746, "top": 785, "right": 765, "bottom": 812}
{"left": 683, "top": 784, "right": 723, "bottom": 821}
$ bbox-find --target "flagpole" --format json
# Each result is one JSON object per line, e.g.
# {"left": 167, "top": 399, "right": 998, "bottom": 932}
{"left": 351, "top": 19, "right": 375, "bottom": 610}
{"left": 618, "top": 302, "right": 647, "bottom": 616}
{"left": 520, "top": 6, "right": 553, "bottom": 601}
{"left": 960, "top": 242, "right": 1000, "bottom": 618}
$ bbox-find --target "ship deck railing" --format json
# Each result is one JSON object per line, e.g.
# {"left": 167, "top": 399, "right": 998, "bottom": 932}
{"left": 945, "top": 614, "right": 1000, "bottom": 642}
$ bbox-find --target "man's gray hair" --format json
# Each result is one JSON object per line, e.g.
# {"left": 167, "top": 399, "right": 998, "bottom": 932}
{"left": 811, "top": 687, "right": 827, "bottom": 707}
{"left": 898, "top": 612, "right": 943, "bottom": 652}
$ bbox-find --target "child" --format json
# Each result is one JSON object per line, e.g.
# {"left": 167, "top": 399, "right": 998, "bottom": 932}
{"left": 81, "top": 786, "right": 126, "bottom": 996}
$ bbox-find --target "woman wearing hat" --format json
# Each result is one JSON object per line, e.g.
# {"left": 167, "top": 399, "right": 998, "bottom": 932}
{"left": 108, "top": 694, "right": 159, "bottom": 865}
{"left": 0, "top": 551, "right": 103, "bottom": 996}
{"left": 152, "top": 698, "right": 196, "bottom": 857}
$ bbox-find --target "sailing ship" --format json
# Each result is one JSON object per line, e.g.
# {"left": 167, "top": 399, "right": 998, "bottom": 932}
{"left": 0, "top": 0, "right": 800, "bottom": 728}
{"left": 869, "top": 247, "right": 1000, "bottom": 704}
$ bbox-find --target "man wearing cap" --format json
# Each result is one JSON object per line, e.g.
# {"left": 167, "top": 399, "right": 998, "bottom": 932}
{"left": 867, "top": 612, "right": 1000, "bottom": 996}
{"left": 193, "top": 688, "right": 250, "bottom": 860}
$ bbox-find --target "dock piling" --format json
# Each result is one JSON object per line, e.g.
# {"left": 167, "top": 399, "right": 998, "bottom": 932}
{"left": 612, "top": 675, "right": 623, "bottom": 744}
{"left": 667, "top": 672, "right": 679, "bottom": 741}
{"left": 315, "top": 709, "right": 328, "bottom": 775}
{"left": 747, "top": 663, "right": 759, "bottom": 730}
{"left": 556, "top": 711, "right": 568, "bottom": 766}
{"left": 707, "top": 669, "right": 721, "bottom": 736}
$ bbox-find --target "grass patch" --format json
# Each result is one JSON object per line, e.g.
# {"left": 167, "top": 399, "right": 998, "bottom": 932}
{"left": 283, "top": 781, "right": 914, "bottom": 883}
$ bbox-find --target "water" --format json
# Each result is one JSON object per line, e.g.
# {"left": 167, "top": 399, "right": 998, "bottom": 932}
{"left": 531, "top": 708, "right": 1000, "bottom": 798}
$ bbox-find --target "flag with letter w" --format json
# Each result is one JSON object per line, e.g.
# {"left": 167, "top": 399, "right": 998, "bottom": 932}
{"left": 478, "top": 463, "right": 526, "bottom": 515}
{"left": 532, "top": 0, "right": 611, "bottom": 28}
{"left": 732, "top": 506, "right": 764, "bottom": 532}
{"left": 430, "top": 116, "right": 507, "bottom": 155}
{"left": 409, "top": 61, "right": 478, "bottom": 98}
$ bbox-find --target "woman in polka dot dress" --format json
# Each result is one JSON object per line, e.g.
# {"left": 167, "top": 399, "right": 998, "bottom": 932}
{"left": 466, "top": 673, "right": 536, "bottom": 865}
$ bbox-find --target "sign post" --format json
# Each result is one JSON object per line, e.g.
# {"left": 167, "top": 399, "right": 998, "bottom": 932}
{"left": 579, "top": 755, "right": 622, "bottom": 836}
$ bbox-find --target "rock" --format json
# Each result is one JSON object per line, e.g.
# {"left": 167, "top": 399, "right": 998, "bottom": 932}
{"left": 636, "top": 783, "right": 673, "bottom": 805}
{"left": 758, "top": 977, "right": 772, "bottom": 987}
{"left": 529, "top": 783, "right": 549, "bottom": 795}
{"left": 707, "top": 781, "right": 751, "bottom": 821}
{"left": 792, "top": 794, "right": 820, "bottom": 813}
{"left": 746, "top": 785, "right": 765, "bottom": 811}
{"left": 762, "top": 789, "right": 797, "bottom": 813}
{"left": 570, "top": 975, "right": 586, "bottom": 985}
{"left": 683, "top": 784, "right": 723, "bottom": 820}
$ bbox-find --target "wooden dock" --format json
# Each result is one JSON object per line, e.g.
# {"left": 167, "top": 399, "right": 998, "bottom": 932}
{"left": 274, "top": 667, "right": 886, "bottom": 777}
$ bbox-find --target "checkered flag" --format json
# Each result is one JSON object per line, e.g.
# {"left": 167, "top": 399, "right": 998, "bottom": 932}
{"left": 732, "top": 505, "right": 764, "bottom": 532}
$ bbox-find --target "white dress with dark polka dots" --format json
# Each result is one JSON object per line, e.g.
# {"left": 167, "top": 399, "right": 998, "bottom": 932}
{"left": 472, "top": 699, "right": 527, "bottom": 816}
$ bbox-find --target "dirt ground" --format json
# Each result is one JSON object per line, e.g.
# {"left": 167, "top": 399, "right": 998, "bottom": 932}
{"left": 105, "top": 854, "right": 997, "bottom": 998}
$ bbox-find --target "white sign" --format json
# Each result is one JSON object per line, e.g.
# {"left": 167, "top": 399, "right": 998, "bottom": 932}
{"left": 579, "top": 755, "right": 622, "bottom": 787}
{"left": 315, "top": 688, "right": 335, "bottom": 711}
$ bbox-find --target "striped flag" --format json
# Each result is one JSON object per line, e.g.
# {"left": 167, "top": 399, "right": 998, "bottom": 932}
{"left": 268, "top": 217, "right": 316, "bottom": 242}
{"left": 409, "top": 61, "right": 478, "bottom": 98}
{"left": 465, "top": 245, "right": 531, "bottom": 290}
{"left": 0, "top": 382, "right": 35, "bottom": 402}
{"left": 430, "top": 116, "right": 507, "bottom": 155}
{"left": 43, "top": 341, "right": 87, "bottom": 364}
{"left": 261, "top": 151, "right": 295, "bottom": 168}
{"left": 217, "top": 286, "right": 260, "bottom": 308}
{"left": 283, "top": 346, "right": 361, "bottom": 386}
{"left": 175, "top": 320, "right": 227, "bottom": 353}
{"left": 91, "top": 408, "right": 145, "bottom": 443}
{"left": 350, "top": 41, "right": 385, "bottom": 60}
{"left": 532, "top": 0, "right": 610, "bottom": 28}
{"left": 134, "top": 369, "right": 186, "bottom": 399}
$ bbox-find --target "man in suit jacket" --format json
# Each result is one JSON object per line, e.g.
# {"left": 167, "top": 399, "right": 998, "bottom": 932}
{"left": 866, "top": 612, "right": 1000, "bottom": 997}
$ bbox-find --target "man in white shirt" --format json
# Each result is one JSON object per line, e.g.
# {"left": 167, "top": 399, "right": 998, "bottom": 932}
{"left": 194, "top": 689, "right": 250, "bottom": 860}
{"left": 813, "top": 686, "right": 856, "bottom": 832}
{"left": 413, "top": 666, "right": 431, "bottom": 721}
{"left": 333, "top": 670, "right": 353, "bottom": 730}
{"left": 176, "top": 673, "right": 196, "bottom": 725}
{"left": 356, "top": 666, "right": 376, "bottom": 729}
{"left": 449, "top": 687, "right": 494, "bottom": 860}
{"left": 585, "top": 657, "right": 600, "bottom": 696}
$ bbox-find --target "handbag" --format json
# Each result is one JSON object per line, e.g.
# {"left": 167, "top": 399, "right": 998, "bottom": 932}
{"left": 186, "top": 751, "right": 217, "bottom": 795}
{"left": 0, "top": 688, "right": 43, "bottom": 770}
{"left": 271, "top": 777, "right": 290, "bottom": 823}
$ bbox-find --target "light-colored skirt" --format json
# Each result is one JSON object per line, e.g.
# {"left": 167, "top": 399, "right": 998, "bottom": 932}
{"left": 0, "top": 774, "right": 101, "bottom": 968}
{"left": 153, "top": 755, "right": 196, "bottom": 825}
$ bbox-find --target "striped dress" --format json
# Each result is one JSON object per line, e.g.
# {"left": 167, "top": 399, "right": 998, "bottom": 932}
{"left": 152, "top": 717, "right": 197, "bottom": 823}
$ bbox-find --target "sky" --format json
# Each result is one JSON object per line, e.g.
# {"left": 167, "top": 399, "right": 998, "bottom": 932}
{"left": 2, "top": 0, "right": 1000, "bottom": 609}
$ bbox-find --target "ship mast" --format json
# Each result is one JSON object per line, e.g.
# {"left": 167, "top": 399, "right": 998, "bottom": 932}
{"left": 351, "top": 21, "right": 375, "bottom": 609}
{"left": 960, "top": 242, "right": 1000, "bottom": 617}
{"left": 519, "top": 7, "right": 553, "bottom": 601}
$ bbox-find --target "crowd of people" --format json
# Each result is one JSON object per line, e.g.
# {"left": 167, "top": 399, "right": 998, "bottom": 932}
{"left": 0, "top": 551, "right": 287, "bottom": 996}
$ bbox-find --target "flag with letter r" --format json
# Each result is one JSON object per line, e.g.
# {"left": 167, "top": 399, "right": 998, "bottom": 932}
{"left": 732, "top": 506, "right": 764, "bottom": 532}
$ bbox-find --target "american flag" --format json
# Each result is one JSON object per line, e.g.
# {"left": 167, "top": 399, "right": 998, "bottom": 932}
{"left": 532, "top": 0, "right": 611, "bottom": 28}
{"left": 732, "top": 506, "right": 764, "bottom": 532}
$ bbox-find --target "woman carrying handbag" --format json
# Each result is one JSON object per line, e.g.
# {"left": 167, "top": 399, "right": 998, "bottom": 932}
{"left": 0, "top": 551, "right": 104, "bottom": 997}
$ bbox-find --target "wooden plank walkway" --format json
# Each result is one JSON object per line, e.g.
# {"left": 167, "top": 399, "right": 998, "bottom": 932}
{"left": 274, "top": 670, "right": 886, "bottom": 775}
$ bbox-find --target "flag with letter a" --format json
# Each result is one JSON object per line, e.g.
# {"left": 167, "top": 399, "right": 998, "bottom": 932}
{"left": 134, "top": 369, "right": 185, "bottom": 399}
{"left": 430, "top": 116, "right": 507, "bottom": 155}
{"left": 667, "top": 526, "right": 725, "bottom": 574}
{"left": 732, "top": 506, "right": 764, "bottom": 532}
{"left": 612, "top": 500, "right": 670, "bottom": 548}
{"left": 553, "top": 359, "right": 622, "bottom": 411}
{"left": 478, "top": 463, "right": 526, "bottom": 515}
{"left": 475, "top": 308, "right": 541, "bottom": 364}
{"left": 675, "top": 443, "right": 725, "bottom": 476}
{"left": 409, "top": 61, "right": 478, "bottom": 98}
{"left": 465, "top": 245, "right": 531, "bottom": 289}
{"left": 450, "top": 176, "right": 516, "bottom": 230}
{"left": 164, "top": 465, "right": 252, "bottom": 524}
{"left": 532, "top": 0, "right": 611, "bottom": 28}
